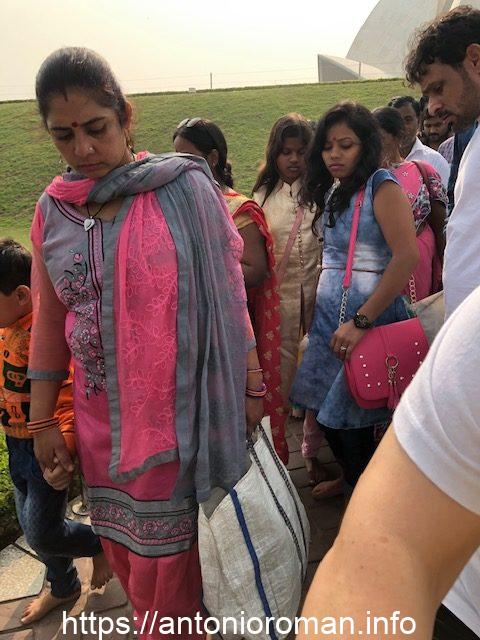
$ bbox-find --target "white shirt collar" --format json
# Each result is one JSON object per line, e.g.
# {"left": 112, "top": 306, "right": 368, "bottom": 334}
{"left": 407, "top": 137, "right": 424, "bottom": 157}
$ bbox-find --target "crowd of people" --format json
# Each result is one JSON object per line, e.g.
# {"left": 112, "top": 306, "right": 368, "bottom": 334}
{"left": 1, "top": 4, "right": 480, "bottom": 640}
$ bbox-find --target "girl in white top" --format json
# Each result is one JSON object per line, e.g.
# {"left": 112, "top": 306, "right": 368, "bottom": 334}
{"left": 253, "top": 114, "right": 337, "bottom": 495}
{"left": 253, "top": 113, "right": 321, "bottom": 413}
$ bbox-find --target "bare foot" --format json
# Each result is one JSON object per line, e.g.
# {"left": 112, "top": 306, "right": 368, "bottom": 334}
{"left": 305, "top": 458, "right": 328, "bottom": 486}
{"left": 291, "top": 406, "right": 305, "bottom": 419}
{"left": 21, "top": 588, "right": 81, "bottom": 624}
{"left": 91, "top": 551, "right": 113, "bottom": 589}
{"left": 311, "top": 477, "right": 344, "bottom": 500}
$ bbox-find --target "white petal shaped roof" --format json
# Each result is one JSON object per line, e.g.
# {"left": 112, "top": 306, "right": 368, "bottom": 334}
{"left": 345, "top": 0, "right": 480, "bottom": 78}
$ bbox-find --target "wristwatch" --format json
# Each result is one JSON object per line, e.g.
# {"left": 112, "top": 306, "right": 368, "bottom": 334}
{"left": 353, "top": 312, "right": 374, "bottom": 329}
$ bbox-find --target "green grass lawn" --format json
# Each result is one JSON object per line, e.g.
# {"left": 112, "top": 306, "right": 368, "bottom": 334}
{"left": 0, "top": 436, "right": 19, "bottom": 548}
{"left": 0, "top": 77, "right": 415, "bottom": 243}
{"left": 0, "top": 78, "right": 416, "bottom": 545}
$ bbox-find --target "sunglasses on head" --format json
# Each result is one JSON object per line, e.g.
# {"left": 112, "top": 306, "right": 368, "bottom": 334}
{"left": 177, "top": 117, "right": 204, "bottom": 129}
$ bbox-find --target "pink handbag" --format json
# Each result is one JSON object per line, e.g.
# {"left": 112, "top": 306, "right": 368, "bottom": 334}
{"left": 342, "top": 188, "right": 429, "bottom": 410}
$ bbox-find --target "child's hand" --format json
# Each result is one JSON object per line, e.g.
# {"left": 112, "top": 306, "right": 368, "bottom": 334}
{"left": 43, "top": 458, "right": 73, "bottom": 491}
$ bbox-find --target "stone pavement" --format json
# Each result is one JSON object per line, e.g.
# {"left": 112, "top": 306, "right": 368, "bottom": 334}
{"left": 0, "top": 418, "right": 343, "bottom": 638}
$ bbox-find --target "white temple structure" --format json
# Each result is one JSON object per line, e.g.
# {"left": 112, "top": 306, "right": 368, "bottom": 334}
{"left": 318, "top": 0, "right": 480, "bottom": 82}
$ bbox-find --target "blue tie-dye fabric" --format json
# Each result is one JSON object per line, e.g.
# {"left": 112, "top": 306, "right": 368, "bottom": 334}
{"left": 290, "top": 169, "right": 410, "bottom": 430}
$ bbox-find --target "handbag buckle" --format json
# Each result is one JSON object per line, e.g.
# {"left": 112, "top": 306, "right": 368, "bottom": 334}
{"left": 385, "top": 355, "right": 399, "bottom": 384}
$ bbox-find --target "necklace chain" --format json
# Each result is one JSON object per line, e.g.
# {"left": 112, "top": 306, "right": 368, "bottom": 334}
{"left": 83, "top": 201, "right": 109, "bottom": 232}
{"left": 86, "top": 201, "right": 108, "bottom": 220}
{"left": 82, "top": 150, "right": 135, "bottom": 231}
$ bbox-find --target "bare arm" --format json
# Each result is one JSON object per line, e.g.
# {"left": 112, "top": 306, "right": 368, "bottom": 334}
{"left": 29, "top": 207, "right": 73, "bottom": 472}
{"left": 429, "top": 200, "right": 447, "bottom": 261}
{"left": 30, "top": 380, "right": 74, "bottom": 472}
{"left": 245, "top": 346, "right": 264, "bottom": 433}
{"left": 238, "top": 223, "right": 269, "bottom": 288}
{"left": 331, "top": 181, "right": 419, "bottom": 360}
{"left": 358, "top": 180, "right": 419, "bottom": 321}
{"left": 298, "top": 428, "right": 480, "bottom": 638}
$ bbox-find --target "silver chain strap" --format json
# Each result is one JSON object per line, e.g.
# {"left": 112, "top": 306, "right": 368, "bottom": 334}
{"left": 338, "top": 287, "right": 349, "bottom": 327}
{"left": 408, "top": 275, "right": 417, "bottom": 305}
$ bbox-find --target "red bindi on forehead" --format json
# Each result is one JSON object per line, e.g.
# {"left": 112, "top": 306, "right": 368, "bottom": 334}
{"left": 71, "top": 121, "right": 79, "bottom": 127}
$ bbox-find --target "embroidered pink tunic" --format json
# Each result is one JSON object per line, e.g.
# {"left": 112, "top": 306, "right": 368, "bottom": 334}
{"left": 29, "top": 153, "right": 255, "bottom": 639}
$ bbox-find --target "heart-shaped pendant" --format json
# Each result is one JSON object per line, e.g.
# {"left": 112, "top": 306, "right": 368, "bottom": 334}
{"left": 84, "top": 218, "right": 95, "bottom": 232}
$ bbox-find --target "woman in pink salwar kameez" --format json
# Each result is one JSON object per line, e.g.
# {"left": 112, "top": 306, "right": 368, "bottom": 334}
{"left": 27, "top": 48, "right": 264, "bottom": 640}
{"left": 373, "top": 107, "right": 447, "bottom": 302}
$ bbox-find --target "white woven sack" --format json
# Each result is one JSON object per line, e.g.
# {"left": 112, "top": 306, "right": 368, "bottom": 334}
{"left": 198, "top": 424, "right": 310, "bottom": 640}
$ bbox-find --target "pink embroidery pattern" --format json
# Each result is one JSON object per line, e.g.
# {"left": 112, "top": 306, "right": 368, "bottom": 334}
{"left": 115, "top": 195, "right": 179, "bottom": 458}
{"left": 59, "top": 250, "right": 106, "bottom": 397}
{"left": 89, "top": 497, "right": 197, "bottom": 550}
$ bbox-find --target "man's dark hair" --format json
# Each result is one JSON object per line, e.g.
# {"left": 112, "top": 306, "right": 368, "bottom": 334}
{"left": 406, "top": 6, "right": 480, "bottom": 84}
{"left": 0, "top": 238, "right": 32, "bottom": 295}
{"left": 372, "top": 107, "right": 406, "bottom": 138}
{"left": 388, "top": 95, "right": 421, "bottom": 117}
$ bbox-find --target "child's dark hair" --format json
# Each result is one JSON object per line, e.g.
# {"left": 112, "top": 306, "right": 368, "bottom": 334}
{"left": 406, "top": 6, "right": 480, "bottom": 85}
{"left": 0, "top": 238, "right": 32, "bottom": 295}
{"left": 303, "top": 102, "right": 382, "bottom": 233}
{"left": 252, "top": 113, "right": 313, "bottom": 204}
{"left": 35, "top": 47, "right": 133, "bottom": 147}
{"left": 387, "top": 95, "right": 421, "bottom": 118}
{"left": 372, "top": 107, "right": 405, "bottom": 139}
{"left": 173, "top": 119, "right": 233, "bottom": 188}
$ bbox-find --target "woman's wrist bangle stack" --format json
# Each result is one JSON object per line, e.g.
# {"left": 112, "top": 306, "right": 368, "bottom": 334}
{"left": 27, "top": 417, "right": 60, "bottom": 436}
{"left": 246, "top": 382, "right": 267, "bottom": 398}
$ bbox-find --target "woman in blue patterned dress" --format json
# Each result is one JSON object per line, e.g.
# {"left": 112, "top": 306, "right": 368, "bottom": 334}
{"left": 290, "top": 102, "right": 419, "bottom": 491}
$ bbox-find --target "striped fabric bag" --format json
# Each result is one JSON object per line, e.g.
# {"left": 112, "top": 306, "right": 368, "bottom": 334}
{"left": 198, "top": 422, "right": 310, "bottom": 639}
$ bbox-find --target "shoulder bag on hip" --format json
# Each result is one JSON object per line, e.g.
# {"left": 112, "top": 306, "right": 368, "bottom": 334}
{"left": 342, "top": 189, "right": 429, "bottom": 410}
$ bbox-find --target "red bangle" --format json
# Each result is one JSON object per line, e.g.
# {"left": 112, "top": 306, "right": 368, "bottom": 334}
{"left": 27, "top": 417, "right": 60, "bottom": 434}
{"left": 246, "top": 383, "right": 267, "bottom": 398}
{"left": 30, "top": 424, "right": 60, "bottom": 436}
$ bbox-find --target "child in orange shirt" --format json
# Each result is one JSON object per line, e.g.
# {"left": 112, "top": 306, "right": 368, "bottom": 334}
{"left": 0, "top": 238, "right": 111, "bottom": 624}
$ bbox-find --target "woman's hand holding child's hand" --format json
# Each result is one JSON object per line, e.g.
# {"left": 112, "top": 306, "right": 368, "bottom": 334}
{"left": 43, "top": 457, "right": 73, "bottom": 491}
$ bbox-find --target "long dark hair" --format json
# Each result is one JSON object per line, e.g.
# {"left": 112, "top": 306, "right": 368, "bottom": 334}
{"left": 372, "top": 106, "right": 405, "bottom": 139}
{"left": 173, "top": 119, "right": 233, "bottom": 188}
{"left": 304, "top": 102, "right": 382, "bottom": 233}
{"left": 252, "top": 113, "right": 313, "bottom": 204}
{"left": 35, "top": 47, "right": 133, "bottom": 147}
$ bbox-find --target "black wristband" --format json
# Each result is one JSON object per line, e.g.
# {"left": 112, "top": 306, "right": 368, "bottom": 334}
{"left": 353, "top": 312, "right": 373, "bottom": 329}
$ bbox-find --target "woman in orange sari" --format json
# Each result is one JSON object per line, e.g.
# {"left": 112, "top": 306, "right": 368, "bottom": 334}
{"left": 174, "top": 119, "right": 288, "bottom": 462}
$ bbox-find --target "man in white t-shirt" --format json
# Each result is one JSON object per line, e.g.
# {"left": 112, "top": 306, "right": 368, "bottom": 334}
{"left": 297, "top": 287, "right": 480, "bottom": 639}
{"left": 389, "top": 95, "right": 450, "bottom": 187}
{"left": 405, "top": 8, "right": 480, "bottom": 320}
{"left": 296, "top": 11, "right": 480, "bottom": 638}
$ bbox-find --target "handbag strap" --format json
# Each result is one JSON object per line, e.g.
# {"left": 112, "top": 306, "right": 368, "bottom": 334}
{"left": 275, "top": 206, "right": 305, "bottom": 287}
{"left": 247, "top": 438, "right": 305, "bottom": 574}
{"left": 342, "top": 188, "right": 366, "bottom": 290}
{"left": 257, "top": 424, "right": 308, "bottom": 565}
{"left": 412, "top": 160, "right": 430, "bottom": 190}
{"left": 338, "top": 187, "right": 365, "bottom": 326}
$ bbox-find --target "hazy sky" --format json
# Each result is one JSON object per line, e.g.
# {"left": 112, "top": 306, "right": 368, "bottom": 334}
{"left": 1, "top": 0, "right": 379, "bottom": 100}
